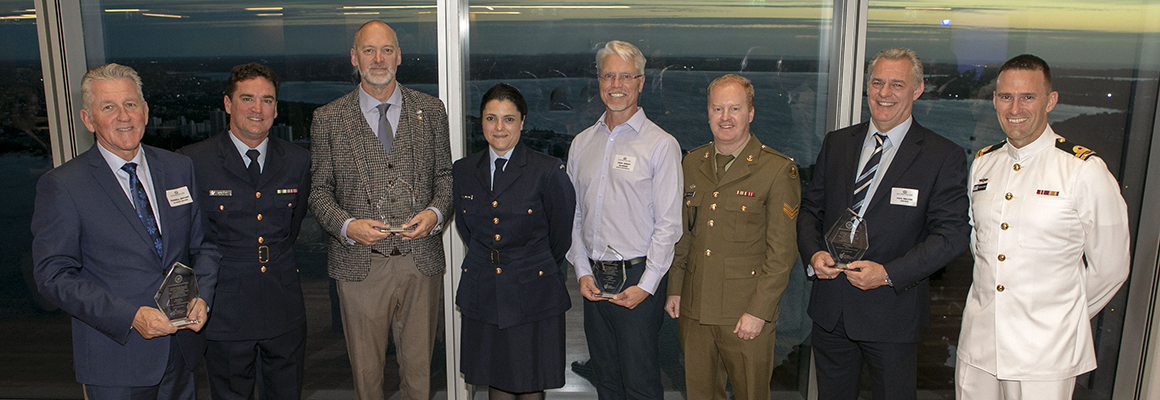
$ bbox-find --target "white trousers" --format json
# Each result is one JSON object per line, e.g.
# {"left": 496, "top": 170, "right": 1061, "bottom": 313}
{"left": 955, "top": 358, "right": 1075, "bottom": 400}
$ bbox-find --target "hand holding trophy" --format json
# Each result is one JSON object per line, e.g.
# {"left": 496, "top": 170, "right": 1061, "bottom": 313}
{"left": 824, "top": 209, "right": 869, "bottom": 271}
{"left": 592, "top": 245, "right": 628, "bottom": 299}
{"left": 377, "top": 179, "right": 418, "bottom": 233}
{"left": 154, "top": 262, "right": 200, "bottom": 327}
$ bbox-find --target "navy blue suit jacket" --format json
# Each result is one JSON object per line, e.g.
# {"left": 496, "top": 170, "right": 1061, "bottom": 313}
{"left": 32, "top": 144, "right": 220, "bottom": 386}
{"left": 177, "top": 132, "right": 311, "bottom": 341}
{"left": 452, "top": 143, "right": 575, "bottom": 329}
{"left": 797, "top": 120, "right": 970, "bottom": 343}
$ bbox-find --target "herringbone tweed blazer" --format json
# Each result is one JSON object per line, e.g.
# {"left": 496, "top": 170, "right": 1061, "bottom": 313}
{"left": 309, "top": 85, "right": 453, "bottom": 281}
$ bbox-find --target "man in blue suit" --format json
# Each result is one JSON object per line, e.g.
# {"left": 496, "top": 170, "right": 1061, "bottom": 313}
{"left": 32, "top": 63, "right": 219, "bottom": 400}
{"left": 796, "top": 48, "right": 970, "bottom": 400}
{"left": 178, "top": 63, "right": 311, "bottom": 400}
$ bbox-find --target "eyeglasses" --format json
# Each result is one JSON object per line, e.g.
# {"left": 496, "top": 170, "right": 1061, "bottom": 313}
{"left": 598, "top": 73, "right": 643, "bottom": 82}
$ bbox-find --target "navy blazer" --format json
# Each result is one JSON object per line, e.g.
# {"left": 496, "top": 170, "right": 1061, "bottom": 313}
{"left": 452, "top": 143, "right": 575, "bottom": 329}
{"left": 797, "top": 120, "right": 970, "bottom": 343}
{"left": 177, "top": 132, "right": 312, "bottom": 341}
{"left": 32, "top": 144, "right": 220, "bottom": 386}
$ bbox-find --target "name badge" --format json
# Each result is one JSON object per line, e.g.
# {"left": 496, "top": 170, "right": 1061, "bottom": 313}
{"left": 167, "top": 186, "right": 193, "bottom": 207}
{"left": 613, "top": 155, "right": 636, "bottom": 172}
{"left": 890, "top": 187, "right": 918, "bottom": 207}
{"left": 209, "top": 190, "right": 233, "bottom": 196}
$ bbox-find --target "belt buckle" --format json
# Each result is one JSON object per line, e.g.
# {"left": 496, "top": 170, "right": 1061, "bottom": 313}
{"left": 490, "top": 249, "right": 500, "bottom": 265}
{"left": 258, "top": 245, "right": 270, "bottom": 263}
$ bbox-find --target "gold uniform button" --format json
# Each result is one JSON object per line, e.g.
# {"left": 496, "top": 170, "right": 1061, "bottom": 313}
{"left": 255, "top": 192, "right": 261, "bottom": 199}
{"left": 288, "top": 202, "right": 293, "bottom": 208}
{"left": 257, "top": 214, "right": 263, "bottom": 221}
{"left": 750, "top": 270, "right": 756, "bottom": 276}
{"left": 1005, "top": 193, "right": 1013, "bottom": 200}
{"left": 1001, "top": 222, "right": 1009, "bottom": 230}
{"left": 463, "top": 268, "right": 467, "bottom": 272}
{"left": 493, "top": 217, "right": 500, "bottom": 225}
{"left": 713, "top": 191, "right": 719, "bottom": 198}
{"left": 260, "top": 266, "right": 267, "bottom": 273}
{"left": 997, "top": 284, "right": 1005, "bottom": 292}
{"left": 462, "top": 209, "right": 467, "bottom": 214}
{"left": 496, "top": 268, "right": 502, "bottom": 274}
{"left": 538, "top": 271, "right": 544, "bottom": 276}
{"left": 710, "top": 203, "right": 717, "bottom": 210}
{"left": 528, "top": 209, "right": 533, "bottom": 214}
{"left": 740, "top": 205, "right": 747, "bottom": 212}
{"left": 686, "top": 200, "right": 691, "bottom": 206}
{"left": 218, "top": 205, "right": 224, "bottom": 211}
{"left": 492, "top": 201, "right": 498, "bottom": 208}
{"left": 258, "top": 237, "right": 264, "bottom": 244}
{"left": 494, "top": 234, "right": 501, "bottom": 241}
{"left": 705, "top": 249, "right": 712, "bottom": 257}
{"left": 708, "top": 220, "right": 715, "bottom": 227}
{"left": 1013, "top": 164, "right": 1021, "bottom": 171}
{"left": 998, "top": 254, "right": 1006, "bottom": 261}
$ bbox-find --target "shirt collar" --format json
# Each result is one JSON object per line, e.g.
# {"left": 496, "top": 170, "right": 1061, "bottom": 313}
{"left": 715, "top": 134, "right": 752, "bottom": 159}
{"left": 1008, "top": 124, "right": 1057, "bottom": 161}
{"left": 869, "top": 115, "right": 913, "bottom": 147}
{"left": 358, "top": 83, "right": 402, "bottom": 114}
{"left": 597, "top": 107, "right": 647, "bottom": 134}
{"left": 227, "top": 131, "right": 269, "bottom": 160}
{"left": 96, "top": 141, "right": 146, "bottom": 172}
{"left": 488, "top": 145, "right": 512, "bottom": 169}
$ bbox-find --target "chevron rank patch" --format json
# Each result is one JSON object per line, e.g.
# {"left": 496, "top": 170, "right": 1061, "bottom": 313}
{"left": 783, "top": 204, "right": 799, "bottom": 219}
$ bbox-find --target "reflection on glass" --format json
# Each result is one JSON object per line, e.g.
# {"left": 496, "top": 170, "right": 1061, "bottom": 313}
{"left": 467, "top": 1, "right": 832, "bottom": 397}
{"left": 0, "top": 0, "right": 65, "bottom": 391}
{"left": 866, "top": 1, "right": 1160, "bottom": 397}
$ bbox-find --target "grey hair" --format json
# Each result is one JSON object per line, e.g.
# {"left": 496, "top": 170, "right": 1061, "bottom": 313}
{"left": 596, "top": 40, "right": 646, "bottom": 75}
{"left": 81, "top": 63, "right": 144, "bottom": 111}
{"left": 867, "top": 48, "right": 923, "bottom": 87}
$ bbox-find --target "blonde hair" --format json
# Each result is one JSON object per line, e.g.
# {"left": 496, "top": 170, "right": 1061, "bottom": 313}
{"left": 708, "top": 74, "right": 755, "bottom": 108}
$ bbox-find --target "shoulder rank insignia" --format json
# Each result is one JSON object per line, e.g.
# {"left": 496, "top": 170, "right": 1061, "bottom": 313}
{"left": 703, "top": 151, "right": 711, "bottom": 159}
{"left": 789, "top": 165, "right": 798, "bottom": 179}
{"left": 1055, "top": 137, "right": 1096, "bottom": 160}
{"left": 974, "top": 140, "right": 1006, "bottom": 159}
{"left": 783, "top": 203, "right": 799, "bottom": 219}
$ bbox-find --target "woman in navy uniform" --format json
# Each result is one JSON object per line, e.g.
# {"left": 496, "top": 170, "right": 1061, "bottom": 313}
{"left": 453, "top": 83, "right": 576, "bottom": 399}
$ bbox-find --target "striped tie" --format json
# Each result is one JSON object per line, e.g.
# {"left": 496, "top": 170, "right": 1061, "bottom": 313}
{"left": 851, "top": 133, "right": 887, "bottom": 214}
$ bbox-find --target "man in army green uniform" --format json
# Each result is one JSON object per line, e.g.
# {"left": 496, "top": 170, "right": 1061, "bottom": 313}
{"left": 664, "top": 74, "right": 801, "bottom": 400}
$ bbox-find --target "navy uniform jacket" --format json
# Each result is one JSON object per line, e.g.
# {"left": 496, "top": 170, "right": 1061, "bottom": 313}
{"left": 178, "top": 132, "right": 312, "bottom": 341}
{"left": 452, "top": 143, "right": 575, "bottom": 329}
{"left": 32, "top": 144, "right": 220, "bottom": 386}
{"left": 797, "top": 121, "right": 970, "bottom": 343}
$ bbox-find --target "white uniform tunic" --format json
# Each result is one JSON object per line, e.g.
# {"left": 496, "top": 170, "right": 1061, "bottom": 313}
{"left": 958, "top": 126, "right": 1130, "bottom": 380}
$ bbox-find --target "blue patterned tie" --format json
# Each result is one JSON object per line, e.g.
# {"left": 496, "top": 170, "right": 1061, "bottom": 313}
{"left": 122, "top": 163, "right": 163, "bottom": 259}
{"left": 851, "top": 133, "right": 887, "bottom": 214}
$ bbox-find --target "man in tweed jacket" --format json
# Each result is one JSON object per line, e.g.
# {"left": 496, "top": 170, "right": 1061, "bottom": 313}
{"left": 309, "top": 20, "right": 452, "bottom": 400}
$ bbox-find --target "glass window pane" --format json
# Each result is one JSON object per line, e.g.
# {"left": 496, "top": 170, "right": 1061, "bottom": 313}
{"left": 866, "top": 1, "right": 1160, "bottom": 397}
{"left": 0, "top": 0, "right": 70, "bottom": 395}
{"left": 72, "top": 1, "right": 443, "bottom": 397}
{"left": 466, "top": 1, "right": 833, "bottom": 397}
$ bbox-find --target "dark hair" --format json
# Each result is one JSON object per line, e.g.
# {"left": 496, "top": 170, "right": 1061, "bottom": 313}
{"left": 480, "top": 83, "right": 527, "bottom": 119}
{"left": 226, "top": 63, "right": 280, "bottom": 98}
{"left": 1000, "top": 54, "right": 1052, "bottom": 91}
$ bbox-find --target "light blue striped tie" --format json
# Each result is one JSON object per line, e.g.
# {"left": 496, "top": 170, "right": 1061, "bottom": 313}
{"left": 851, "top": 133, "right": 887, "bottom": 214}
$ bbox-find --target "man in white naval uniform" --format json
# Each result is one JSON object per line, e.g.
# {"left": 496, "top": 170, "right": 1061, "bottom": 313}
{"left": 956, "top": 54, "right": 1130, "bottom": 400}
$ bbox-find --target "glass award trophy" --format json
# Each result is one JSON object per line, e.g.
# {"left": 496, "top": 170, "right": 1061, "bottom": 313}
{"left": 377, "top": 179, "right": 417, "bottom": 233}
{"left": 154, "top": 262, "right": 199, "bottom": 327}
{"left": 592, "top": 245, "right": 628, "bottom": 299}
{"left": 824, "top": 208, "right": 869, "bottom": 271}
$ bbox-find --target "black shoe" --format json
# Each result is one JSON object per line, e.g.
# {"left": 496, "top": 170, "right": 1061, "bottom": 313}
{"left": 570, "top": 359, "right": 596, "bottom": 381}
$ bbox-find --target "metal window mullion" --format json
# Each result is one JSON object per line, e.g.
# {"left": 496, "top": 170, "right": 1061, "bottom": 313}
{"left": 35, "top": 0, "right": 90, "bottom": 167}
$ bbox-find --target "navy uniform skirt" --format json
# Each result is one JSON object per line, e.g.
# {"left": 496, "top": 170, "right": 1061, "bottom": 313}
{"left": 460, "top": 312, "right": 566, "bottom": 392}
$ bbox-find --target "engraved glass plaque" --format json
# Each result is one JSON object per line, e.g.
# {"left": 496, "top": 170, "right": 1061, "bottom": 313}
{"left": 154, "top": 262, "right": 199, "bottom": 327}
{"left": 593, "top": 245, "right": 627, "bottom": 299}
{"left": 824, "top": 209, "right": 869, "bottom": 271}
{"left": 377, "top": 179, "right": 417, "bottom": 233}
